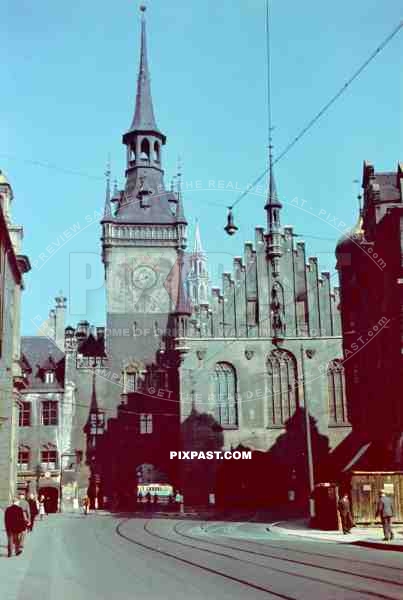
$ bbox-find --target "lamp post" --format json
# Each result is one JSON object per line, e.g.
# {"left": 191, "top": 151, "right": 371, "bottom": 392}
{"left": 300, "top": 345, "right": 315, "bottom": 520}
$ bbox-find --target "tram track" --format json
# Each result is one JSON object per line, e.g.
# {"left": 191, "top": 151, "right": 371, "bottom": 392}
{"left": 202, "top": 519, "right": 403, "bottom": 572}
{"left": 172, "top": 521, "right": 403, "bottom": 588}
{"left": 115, "top": 519, "right": 295, "bottom": 599}
{"left": 115, "top": 518, "right": 402, "bottom": 600}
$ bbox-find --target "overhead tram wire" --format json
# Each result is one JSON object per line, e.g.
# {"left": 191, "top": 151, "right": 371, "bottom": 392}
{"left": 1, "top": 22, "right": 401, "bottom": 214}
{"left": 266, "top": 0, "right": 273, "bottom": 173}
{"left": 224, "top": 0, "right": 274, "bottom": 234}
{"left": 230, "top": 19, "right": 403, "bottom": 212}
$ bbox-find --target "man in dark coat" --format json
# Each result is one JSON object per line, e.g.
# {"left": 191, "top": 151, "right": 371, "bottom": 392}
{"left": 4, "top": 498, "right": 27, "bottom": 557}
{"left": 376, "top": 490, "right": 394, "bottom": 541}
{"left": 338, "top": 493, "right": 354, "bottom": 534}
{"left": 27, "top": 494, "right": 39, "bottom": 532}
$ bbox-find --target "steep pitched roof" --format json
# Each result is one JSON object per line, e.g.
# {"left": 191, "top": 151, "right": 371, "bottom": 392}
{"left": 128, "top": 7, "right": 161, "bottom": 135}
{"left": 21, "top": 337, "right": 65, "bottom": 390}
{"left": 113, "top": 184, "right": 178, "bottom": 224}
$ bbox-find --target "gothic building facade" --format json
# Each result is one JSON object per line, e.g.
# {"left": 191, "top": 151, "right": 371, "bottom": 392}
{"left": 17, "top": 10, "right": 355, "bottom": 510}
{"left": 93, "top": 9, "right": 351, "bottom": 509}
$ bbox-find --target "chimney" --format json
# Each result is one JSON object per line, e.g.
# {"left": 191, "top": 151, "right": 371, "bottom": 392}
{"left": 55, "top": 292, "right": 67, "bottom": 350}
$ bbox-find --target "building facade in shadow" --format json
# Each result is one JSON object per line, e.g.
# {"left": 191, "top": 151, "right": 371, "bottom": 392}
{"left": 334, "top": 162, "right": 403, "bottom": 476}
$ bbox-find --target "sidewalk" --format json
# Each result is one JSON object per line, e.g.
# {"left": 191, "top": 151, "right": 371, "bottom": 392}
{"left": 269, "top": 519, "right": 403, "bottom": 551}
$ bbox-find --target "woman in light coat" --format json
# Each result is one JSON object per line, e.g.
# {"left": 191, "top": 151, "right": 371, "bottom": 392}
{"left": 38, "top": 495, "right": 46, "bottom": 520}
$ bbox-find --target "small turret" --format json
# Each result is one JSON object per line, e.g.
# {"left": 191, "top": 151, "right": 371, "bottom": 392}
{"left": 265, "top": 145, "right": 282, "bottom": 277}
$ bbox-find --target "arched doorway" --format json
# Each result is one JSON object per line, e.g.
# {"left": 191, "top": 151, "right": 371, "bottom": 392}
{"left": 136, "top": 463, "right": 174, "bottom": 508}
{"left": 38, "top": 486, "right": 59, "bottom": 513}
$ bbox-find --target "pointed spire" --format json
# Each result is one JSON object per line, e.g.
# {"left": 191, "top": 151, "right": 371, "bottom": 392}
{"left": 84, "top": 370, "right": 99, "bottom": 434}
{"left": 130, "top": 6, "right": 159, "bottom": 133}
{"left": 193, "top": 219, "right": 204, "bottom": 255}
{"left": 174, "top": 250, "right": 191, "bottom": 315}
{"left": 103, "top": 157, "right": 112, "bottom": 220}
{"left": 90, "top": 369, "right": 98, "bottom": 414}
{"left": 175, "top": 156, "right": 187, "bottom": 224}
{"left": 264, "top": 144, "right": 282, "bottom": 212}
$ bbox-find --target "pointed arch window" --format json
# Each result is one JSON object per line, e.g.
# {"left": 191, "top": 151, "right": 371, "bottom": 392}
{"left": 267, "top": 350, "right": 298, "bottom": 426}
{"left": 140, "top": 138, "right": 150, "bottom": 160}
{"left": 328, "top": 359, "right": 348, "bottom": 424}
{"left": 154, "top": 141, "right": 160, "bottom": 162}
{"left": 213, "top": 362, "right": 238, "bottom": 427}
{"left": 130, "top": 144, "right": 136, "bottom": 163}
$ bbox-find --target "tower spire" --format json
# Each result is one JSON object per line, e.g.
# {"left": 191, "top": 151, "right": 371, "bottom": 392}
{"left": 90, "top": 370, "right": 98, "bottom": 414}
{"left": 188, "top": 220, "right": 210, "bottom": 306}
{"left": 174, "top": 250, "right": 191, "bottom": 316}
{"left": 175, "top": 156, "right": 187, "bottom": 226}
{"left": 130, "top": 5, "right": 159, "bottom": 133}
{"left": 263, "top": 0, "right": 282, "bottom": 277}
{"left": 193, "top": 219, "right": 204, "bottom": 255}
{"left": 103, "top": 157, "right": 112, "bottom": 220}
{"left": 264, "top": 141, "right": 282, "bottom": 227}
{"left": 84, "top": 370, "right": 99, "bottom": 435}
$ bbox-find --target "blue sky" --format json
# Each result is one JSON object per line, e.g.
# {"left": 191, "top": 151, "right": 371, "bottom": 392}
{"left": 2, "top": 0, "right": 402, "bottom": 334}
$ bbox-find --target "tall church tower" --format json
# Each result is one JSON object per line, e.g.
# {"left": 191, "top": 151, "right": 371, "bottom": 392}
{"left": 101, "top": 7, "right": 187, "bottom": 397}
{"left": 187, "top": 221, "right": 210, "bottom": 306}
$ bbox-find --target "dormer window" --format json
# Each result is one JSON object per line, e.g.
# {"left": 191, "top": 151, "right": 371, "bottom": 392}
{"left": 45, "top": 371, "right": 55, "bottom": 384}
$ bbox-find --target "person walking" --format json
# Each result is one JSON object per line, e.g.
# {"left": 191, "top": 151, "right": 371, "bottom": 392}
{"left": 82, "top": 496, "right": 89, "bottom": 515}
{"left": 376, "top": 490, "right": 394, "bottom": 541}
{"left": 338, "top": 493, "right": 354, "bottom": 534}
{"left": 145, "top": 491, "right": 151, "bottom": 510}
{"left": 4, "top": 498, "right": 27, "bottom": 557}
{"left": 18, "top": 493, "right": 31, "bottom": 547}
{"left": 27, "top": 494, "right": 39, "bottom": 532}
{"left": 38, "top": 495, "right": 46, "bottom": 520}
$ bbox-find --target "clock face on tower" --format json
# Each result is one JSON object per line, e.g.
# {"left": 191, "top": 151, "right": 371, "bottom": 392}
{"left": 131, "top": 259, "right": 170, "bottom": 313}
{"left": 132, "top": 265, "right": 158, "bottom": 290}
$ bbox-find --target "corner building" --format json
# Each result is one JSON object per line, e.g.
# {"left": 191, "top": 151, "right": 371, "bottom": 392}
{"left": 334, "top": 161, "right": 403, "bottom": 476}
{"left": 98, "top": 10, "right": 351, "bottom": 509}
{"left": 0, "top": 170, "right": 30, "bottom": 507}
